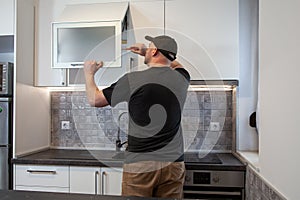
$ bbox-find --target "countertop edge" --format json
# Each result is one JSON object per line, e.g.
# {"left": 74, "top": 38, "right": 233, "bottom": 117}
{"left": 235, "top": 151, "right": 259, "bottom": 172}
{"left": 11, "top": 150, "right": 246, "bottom": 171}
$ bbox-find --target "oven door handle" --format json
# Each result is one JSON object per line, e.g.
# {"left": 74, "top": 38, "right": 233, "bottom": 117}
{"left": 184, "top": 190, "right": 241, "bottom": 196}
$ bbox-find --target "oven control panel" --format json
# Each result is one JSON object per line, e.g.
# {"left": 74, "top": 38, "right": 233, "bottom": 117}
{"left": 185, "top": 170, "right": 244, "bottom": 187}
{"left": 193, "top": 172, "right": 210, "bottom": 184}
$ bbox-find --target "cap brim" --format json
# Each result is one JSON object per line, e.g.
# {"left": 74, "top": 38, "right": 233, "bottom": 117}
{"left": 145, "top": 35, "right": 154, "bottom": 41}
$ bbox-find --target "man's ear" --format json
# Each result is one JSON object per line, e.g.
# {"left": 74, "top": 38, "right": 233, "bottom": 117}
{"left": 152, "top": 48, "right": 159, "bottom": 56}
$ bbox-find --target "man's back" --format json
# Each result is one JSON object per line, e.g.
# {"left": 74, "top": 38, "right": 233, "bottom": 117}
{"left": 105, "top": 66, "right": 190, "bottom": 163}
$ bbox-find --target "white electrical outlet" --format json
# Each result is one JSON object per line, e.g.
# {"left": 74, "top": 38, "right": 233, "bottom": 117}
{"left": 209, "top": 122, "right": 220, "bottom": 131}
{"left": 61, "top": 121, "right": 70, "bottom": 130}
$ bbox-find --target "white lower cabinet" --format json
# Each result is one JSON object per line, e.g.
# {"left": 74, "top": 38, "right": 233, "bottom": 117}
{"left": 14, "top": 164, "right": 123, "bottom": 195}
{"left": 14, "top": 164, "right": 69, "bottom": 193}
{"left": 69, "top": 166, "right": 123, "bottom": 195}
{"left": 101, "top": 167, "right": 123, "bottom": 196}
{"left": 70, "top": 166, "right": 101, "bottom": 194}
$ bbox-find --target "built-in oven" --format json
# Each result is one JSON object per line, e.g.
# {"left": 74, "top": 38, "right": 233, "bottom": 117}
{"left": 0, "top": 62, "right": 13, "bottom": 97}
{"left": 184, "top": 170, "right": 245, "bottom": 200}
{"left": 183, "top": 153, "right": 245, "bottom": 200}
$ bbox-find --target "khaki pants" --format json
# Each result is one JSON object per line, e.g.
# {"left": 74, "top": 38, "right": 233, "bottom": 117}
{"left": 122, "top": 161, "right": 185, "bottom": 199}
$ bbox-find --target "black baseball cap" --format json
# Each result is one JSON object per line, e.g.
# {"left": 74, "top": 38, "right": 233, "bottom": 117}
{"left": 145, "top": 35, "right": 177, "bottom": 61}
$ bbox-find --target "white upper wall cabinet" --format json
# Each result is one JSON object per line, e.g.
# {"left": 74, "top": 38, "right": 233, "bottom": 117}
{"left": 128, "top": 0, "right": 164, "bottom": 70}
{"left": 52, "top": 2, "right": 128, "bottom": 69}
{"left": 0, "top": 0, "right": 14, "bottom": 35}
{"left": 34, "top": 0, "right": 238, "bottom": 86}
{"left": 35, "top": 0, "right": 66, "bottom": 86}
{"left": 35, "top": 0, "right": 128, "bottom": 86}
{"left": 165, "top": 0, "right": 239, "bottom": 80}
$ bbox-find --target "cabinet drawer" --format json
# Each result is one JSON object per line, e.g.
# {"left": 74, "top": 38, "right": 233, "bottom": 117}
{"left": 15, "top": 165, "right": 69, "bottom": 187}
{"left": 15, "top": 186, "right": 69, "bottom": 193}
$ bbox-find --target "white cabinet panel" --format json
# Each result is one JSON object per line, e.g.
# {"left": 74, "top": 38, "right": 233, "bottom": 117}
{"left": 129, "top": 1, "right": 164, "bottom": 42}
{"left": 15, "top": 164, "right": 123, "bottom": 195}
{"left": 0, "top": 0, "right": 14, "bottom": 35}
{"left": 35, "top": 0, "right": 67, "bottom": 86}
{"left": 69, "top": 166, "right": 123, "bottom": 196}
{"left": 15, "top": 165, "right": 69, "bottom": 188}
{"left": 165, "top": 0, "right": 239, "bottom": 80}
{"left": 101, "top": 167, "right": 123, "bottom": 196}
{"left": 70, "top": 166, "right": 101, "bottom": 194}
{"left": 128, "top": 1, "right": 164, "bottom": 70}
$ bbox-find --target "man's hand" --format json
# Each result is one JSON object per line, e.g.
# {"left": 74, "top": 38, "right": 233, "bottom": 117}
{"left": 170, "top": 60, "right": 183, "bottom": 69}
{"left": 125, "top": 43, "right": 147, "bottom": 56}
{"left": 84, "top": 60, "right": 104, "bottom": 76}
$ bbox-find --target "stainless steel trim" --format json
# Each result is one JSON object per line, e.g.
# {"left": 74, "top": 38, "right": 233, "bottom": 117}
{"left": 232, "top": 87, "right": 237, "bottom": 152}
{"left": 189, "top": 80, "right": 239, "bottom": 86}
{"left": 26, "top": 170, "right": 57, "bottom": 175}
{"left": 0, "top": 100, "right": 11, "bottom": 145}
{"left": 95, "top": 171, "right": 99, "bottom": 195}
{"left": 101, "top": 171, "right": 106, "bottom": 195}
{"left": 0, "top": 97, "right": 12, "bottom": 102}
{"left": 0, "top": 147, "right": 9, "bottom": 189}
{"left": 184, "top": 170, "right": 244, "bottom": 187}
{"left": 0, "top": 62, "right": 13, "bottom": 96}
{"left": 184, "top": 190, "right": 241, "bottom": 196}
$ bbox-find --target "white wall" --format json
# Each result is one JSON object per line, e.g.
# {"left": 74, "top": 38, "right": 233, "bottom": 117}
{"left": 14, "top": 0, "right": 50, "bottom": 156}
{"left": 259, "top": 0, "right": 300, "bottom": 199}
{"left": 237, "top": 0, "right": 259, "bottom": 151}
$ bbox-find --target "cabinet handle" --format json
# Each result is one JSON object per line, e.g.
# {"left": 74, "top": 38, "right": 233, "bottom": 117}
{"left": 101, "top": 171, "right": 106, "bottom": 195}
{"left": 61, "top": 69, "right": 65, "bottom": 86}
{"left": 95, "top": 171, "right": 99, "bottom": 195}
{"left": 130, "top": 57, "right": 134, "bottom": 71}
{"left": 27, "top": 170, "right": 56, "bottom": 175}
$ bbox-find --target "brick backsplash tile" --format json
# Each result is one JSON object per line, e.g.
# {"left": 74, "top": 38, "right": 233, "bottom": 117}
{"left": 51, "top": 90, "right": 234, "bottom": 151}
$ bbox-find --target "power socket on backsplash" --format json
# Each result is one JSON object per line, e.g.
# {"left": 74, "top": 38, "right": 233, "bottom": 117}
{"left": 61, "top": 121, "right": 70, "bottom": 130}
{"left": 209, "top": 122, "right": 220, "bottom": 131}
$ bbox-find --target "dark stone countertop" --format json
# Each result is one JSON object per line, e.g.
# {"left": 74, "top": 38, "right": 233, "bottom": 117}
{"left": 185, "top": 152, "right": 247, "bottom": 171}
{"left": 11, "top": 149, "right": 246, "bottom": 171}
{"left": 0, "top": 190, "right": 188, "bottom": 200}
{"left": 11, "top": 149, "right": 124, "bottom": 168}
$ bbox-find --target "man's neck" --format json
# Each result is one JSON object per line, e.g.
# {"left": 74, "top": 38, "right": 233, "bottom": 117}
{"left": 147, "top": 61, "right": 171, "bottom": 68}
{"left": 149, "top": 64, "right": 169, "bottom": 68}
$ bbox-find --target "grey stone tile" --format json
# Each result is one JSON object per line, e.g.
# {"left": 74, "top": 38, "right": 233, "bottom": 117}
{"left": 246, "top": 166, "right": 286, "bottom": 200}
{"left": 50, "top": 90, "right": 234, "bottom": 151}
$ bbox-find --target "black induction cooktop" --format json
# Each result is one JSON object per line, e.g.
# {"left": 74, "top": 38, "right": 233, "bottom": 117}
{"left": 184, "top": 153, "right": 222, "bottom": 164}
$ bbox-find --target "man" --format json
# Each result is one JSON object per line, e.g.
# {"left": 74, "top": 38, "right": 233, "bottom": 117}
{"left": 84, "top": 35, "right": 190, "bottom": 199}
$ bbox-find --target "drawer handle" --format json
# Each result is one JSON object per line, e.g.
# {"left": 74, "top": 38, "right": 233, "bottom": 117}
{"left": 27, "top": 170, "right": 57, "bottom": 175}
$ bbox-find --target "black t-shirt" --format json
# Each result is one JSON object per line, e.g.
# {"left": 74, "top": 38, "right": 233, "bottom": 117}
{"left": 103, "top": 67, "right": 190, "bottom": 163}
